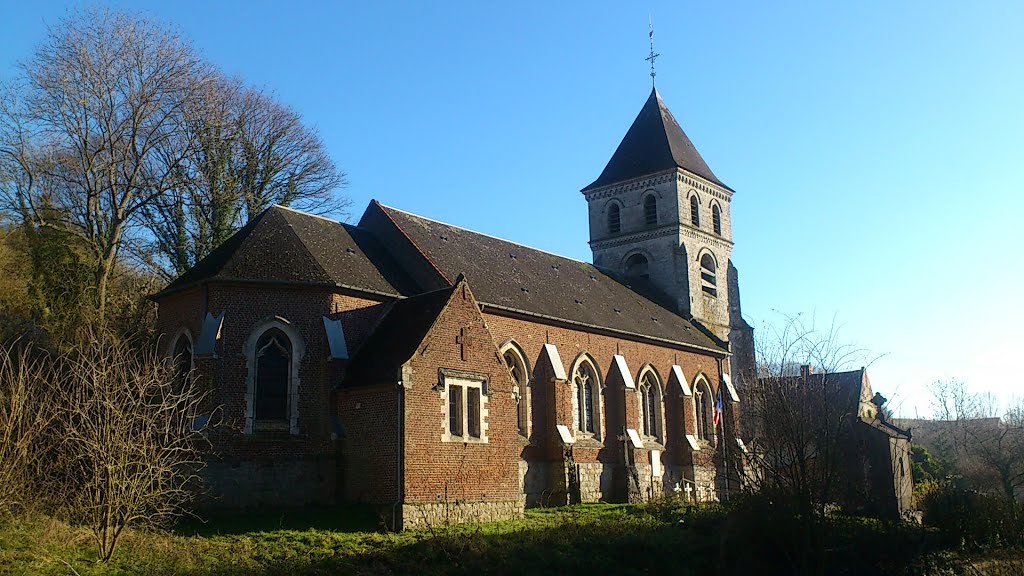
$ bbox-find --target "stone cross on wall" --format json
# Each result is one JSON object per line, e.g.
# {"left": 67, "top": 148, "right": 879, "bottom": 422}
{"left": 455, "top": 326, "right": 485, "bottom": 361}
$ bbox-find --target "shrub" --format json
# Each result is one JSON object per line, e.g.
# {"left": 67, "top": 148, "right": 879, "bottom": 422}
{"left": 921, "top": 483, "right": 1024, "bottom": 551}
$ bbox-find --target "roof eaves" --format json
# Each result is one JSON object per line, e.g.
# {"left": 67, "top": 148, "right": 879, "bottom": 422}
{"left": 153, "top": 277, "right": 402, "bottom": 302}
{"left": 479, "top": 301, "right": 727, "bottom": 357}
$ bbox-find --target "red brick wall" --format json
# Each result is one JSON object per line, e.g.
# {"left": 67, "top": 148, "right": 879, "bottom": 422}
{"left": 481, "top": 311, "right": 728, "bottom": 472}
{"left": 402, "top": 283, "right": 522, "bottom": 504}
{"left": 338, "top": 384, "right": 401, "bottom": 504}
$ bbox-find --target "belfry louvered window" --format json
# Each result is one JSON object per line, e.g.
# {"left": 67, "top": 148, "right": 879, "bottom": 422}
{"left": 700, "top": 253, "right": 717, "bottom": 298}
{"left": 644, "top": 195, "right": 657, "bottom": 225}
{"left": 690, "top": 196, "right": 700, "bottom": 227}
{"left": 712, "top": 204, "right": 722, "bottom": 235}
{"left": 608, "top": 204, "right": 621, "bottom": 235}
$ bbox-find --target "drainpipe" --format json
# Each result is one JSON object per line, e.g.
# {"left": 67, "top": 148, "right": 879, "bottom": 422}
{"left": 392, "top": 375, "right": 405, "bottom": 531}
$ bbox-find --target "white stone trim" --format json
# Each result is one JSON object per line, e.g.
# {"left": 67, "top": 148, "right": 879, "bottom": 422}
{"left": 637, "top": 364, "right": 665, "bottom": 444}
{"left": 243, "top": 317, "right": 305, "bottom": 435}
{"left": 440, "top": 374, "right": 489, "bottom": 443}
{"left": 569, "top": 353, "right": 604, "bottom": 442}
{"left": 542, "top": 344, "right": 567, "bottom": 380}
{"left": 195, "top": 312, "right": 224, "bottom": 358}
{"left": 671, "top": 365, "right": 691, "bottom": 396}
{"left": 612, "top": 355, "right": 635, "bottom": 389}
{"left": 322, "top": 316, "right": 349, "bottom": 360}
{"left": 499, "top": 340, "right": 531, "bottom": 439}
{"left": 722, "top": 372, "right": 740, "bottom": 403}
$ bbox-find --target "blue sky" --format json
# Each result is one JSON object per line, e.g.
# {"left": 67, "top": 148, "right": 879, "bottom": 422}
{"left": 3, "top": 1, "right": 1022, "bottom": 417}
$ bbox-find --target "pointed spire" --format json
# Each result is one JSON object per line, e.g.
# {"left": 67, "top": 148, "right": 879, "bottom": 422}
{"left": 583, "top": 88, "right": 728, "bottom": 191}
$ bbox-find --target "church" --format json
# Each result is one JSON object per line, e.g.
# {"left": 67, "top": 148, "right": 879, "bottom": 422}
{"left": 154, "top": 86, "right": 756, "bottom": 529}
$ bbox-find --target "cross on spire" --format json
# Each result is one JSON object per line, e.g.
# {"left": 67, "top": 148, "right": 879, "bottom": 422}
{"left": 646, "top": 16, "right": 660, "bottom": 86}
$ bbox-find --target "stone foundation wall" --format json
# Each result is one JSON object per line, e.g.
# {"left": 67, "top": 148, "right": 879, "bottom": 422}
{"left": 693, "top": 463, "right": 720, "bottom": 502}
{"left": 201, "top": 456, "right": 334, "bottom": 510}
{"left": 523, "top": 461, "right": 565, "bottom": 507}
{"left": 401, "top": 500, "right": 524, "bottom": 530}
{"left": 576, "top": 462, "right": 614, "bottom": 502}
{"left": 662, "top": 465, "right": 686, "bottom": 496}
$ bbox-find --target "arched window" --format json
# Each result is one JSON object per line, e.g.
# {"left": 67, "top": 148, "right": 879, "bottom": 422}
{"left": 694, "top": 378, "right": 713, "bottom": 442}
{"left": 712, "top": 204, "right": 722, "bottom": 235}
{"left": 572, "top": 357, "right": 601, "bottom": 438}
{"left": 255, "top": 328, "right": 291, "bottom": 424}
{"left": 171, "top": 333, "right": 193, "bottom": 391}
{"left": 690, "top": 195, "right": 700, "bottom": 227}
{"left": 644, "top": 194, "right": 658, "bottom": 226}
{"left": 608, "top": 204, "right": 621, "bottom": 235}
{"left": 700, "top": 253, "right": 717, "bottom": 298}
{"left": 624, "top": 253, "right": 649, "bottom": 279}
{"left": 501, "top": 343, "right": 530, "bottom": 438}
{"left": 638, "top": 368, "right": 663, "bottom": 442}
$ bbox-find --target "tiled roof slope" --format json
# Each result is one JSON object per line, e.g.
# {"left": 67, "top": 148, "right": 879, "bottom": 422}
{"left": 342, "top": 285, "right": 456, "bottom": 385}
{"left": 155, "top": 206, "right": 415, "bottom": 298}
{"left": 369, "top": 202, "right": 724, "bottom": 353}
{"left": 583, "top": 87, "right": 727, "bottom": 191}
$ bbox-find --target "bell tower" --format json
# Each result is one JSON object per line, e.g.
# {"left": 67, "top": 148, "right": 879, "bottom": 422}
{"left": 583, "top": 87, "right": 752, "bottom": 373}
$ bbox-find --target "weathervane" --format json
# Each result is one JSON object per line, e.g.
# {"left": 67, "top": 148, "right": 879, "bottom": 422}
{"left": 646, "top": 16, "right": 660, "bottom": 85}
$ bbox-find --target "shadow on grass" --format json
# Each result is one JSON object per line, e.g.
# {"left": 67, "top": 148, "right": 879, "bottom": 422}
{"left": 174, "top": 502, "right": 381, "bottom": 537}
{"left": 202, "top": 509, "right": 719, "bottom": 576}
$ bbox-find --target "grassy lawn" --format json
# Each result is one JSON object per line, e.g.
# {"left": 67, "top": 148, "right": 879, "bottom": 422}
{"left": 0, "top": 503, "right": 720, "bottom": 576}
{"left": 4, "top": 502, "right": 1024, "bottom": 575}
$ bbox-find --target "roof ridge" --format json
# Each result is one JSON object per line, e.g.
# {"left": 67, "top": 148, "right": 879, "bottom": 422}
{"left": 272, "top": 203, "right": 343, "bottom": 224}
{"left": 376, "top": 202, "right": 593, "bottom": 266}
{"left": 372, "top": 200, "right": 452, "bottom": 285}
{"left": 273, "top": 207, "right": 334, "bottom": 282}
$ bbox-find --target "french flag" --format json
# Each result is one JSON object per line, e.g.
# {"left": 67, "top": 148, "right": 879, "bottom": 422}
{"left": 713, "top": 387, "right": 724, "bottom": 428}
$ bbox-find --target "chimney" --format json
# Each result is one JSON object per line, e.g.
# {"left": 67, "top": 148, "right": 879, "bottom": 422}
{"left": 800, "top": 365, "right": 812, "bottom": 379}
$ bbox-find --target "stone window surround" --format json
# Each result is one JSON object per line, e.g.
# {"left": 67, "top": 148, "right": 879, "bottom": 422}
{"left": 499, "top": 340, "right": 531, "bottom": 440}
{"left": 243, "top": 316, "right": 305, "bottom": 435}
{"left": 692, "top": 374, "right": 716, "bottom": 447}
{"left": 710, "top": 199, "right": 723, "bottom": 236}
{"left": 637, "top": 364, "right": 665, "bottom": 446}
{"left": 440, "top": 369, "right": 489, "bottom": 444}
{"left": 642, "top": 191, "right": 658, "bottom": 226}
{"left": 569, "top": 353, "right": 604, "bottom": 444}
{"left": 166, "top": 327, "right": 195, "bottom": 372}
{"left": 688, "top": 192, "right": 701, "bottom": 227}
{"left": 605, "top": 199, "right": 623, "bottom": 235}
{"left": 698, "top": 249, "right": 718, "bottom": 299}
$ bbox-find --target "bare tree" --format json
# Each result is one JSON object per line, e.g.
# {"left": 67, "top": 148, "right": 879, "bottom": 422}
{"left": 139, "top": 73, "right": 348, "bottom": 279}
{"left": 743, "top": 315, "right": 872, "bottom": 509}
{"left": 0, "top": 340, "right": 57, "bottom": 514}
{"left": 738, "top": 314, "right": 881, "bottom": 574}
{"left": 53, "top": 332, "right": 210, "bottom": 561}
{"left": 930, "top": 380, "right": 1024, "bottom": 502}
{"left": 0, "top": 8, "right": 207, "bottom": 320}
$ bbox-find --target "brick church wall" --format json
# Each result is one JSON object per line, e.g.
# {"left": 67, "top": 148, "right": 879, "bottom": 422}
{"left": 399, "top": 283, "right": 523, "bottom": 528}
{"left": 482, "top": 311, "right": 732, "bottom": 503}
{"left": 157, "top": 282, "right": 395, "bottom": 510}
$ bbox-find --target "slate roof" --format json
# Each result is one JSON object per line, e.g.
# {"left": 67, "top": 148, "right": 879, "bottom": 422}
{"left": 155, "top": 205, "right": 415, "bottom": 298}
{"left": 583, "top": 87, "right": 728, "bottom": 192}
{"left": 371, "top": 202, "right": 725, "bottom": 353}
{"left": 342, "top": 285, "right": 456, "bottom": 385}
{"left": 763, "top": 368, "right": 910, "bottom": 439}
